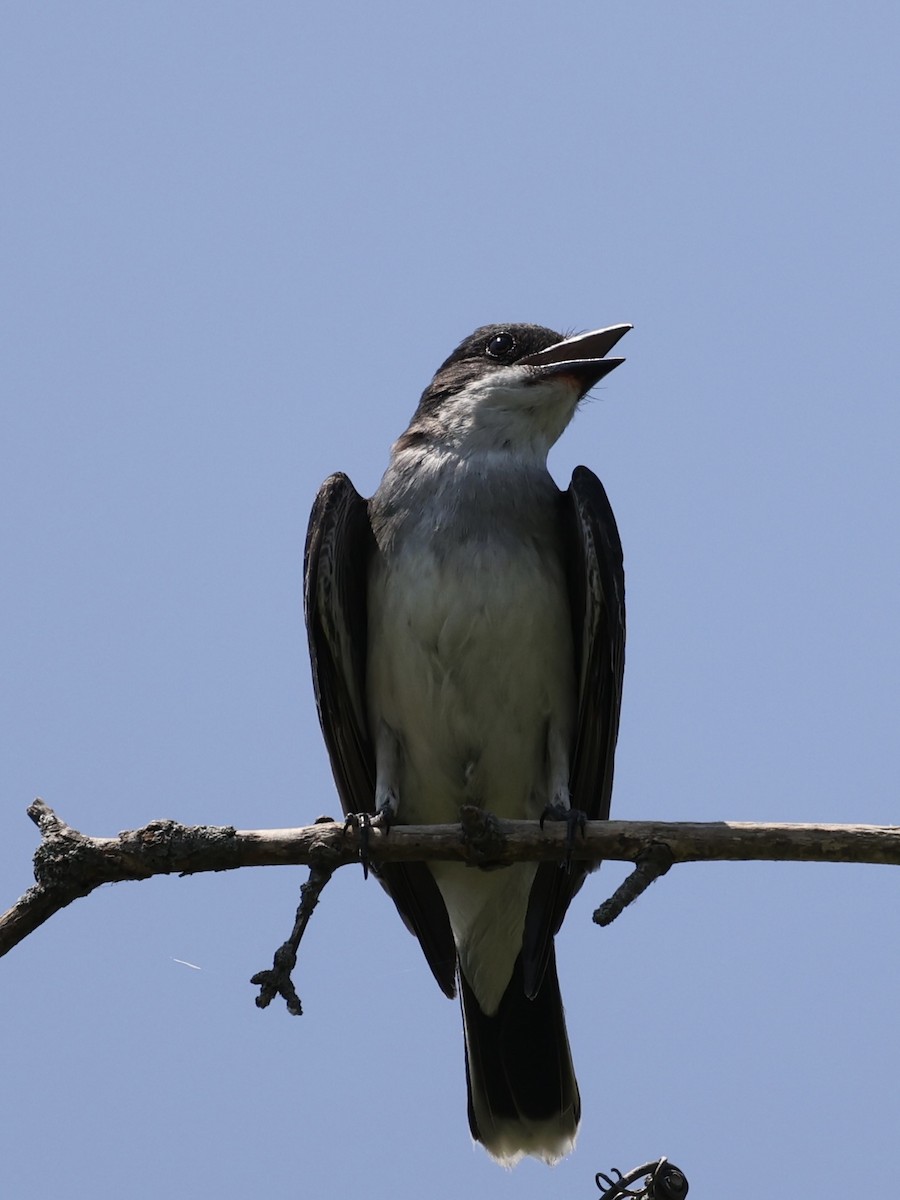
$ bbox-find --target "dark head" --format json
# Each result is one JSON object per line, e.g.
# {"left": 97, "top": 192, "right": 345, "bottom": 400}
{"left": 401, "top": 322, "right": 631, "bottom": 462}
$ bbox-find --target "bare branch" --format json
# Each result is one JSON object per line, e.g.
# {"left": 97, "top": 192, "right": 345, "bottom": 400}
{"left": 2, "top": 798, "right": 900, "bottom": 959}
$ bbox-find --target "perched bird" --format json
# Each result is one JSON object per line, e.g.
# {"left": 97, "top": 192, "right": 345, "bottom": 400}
{"left": 304, "top": 322, "right": 628, "bottom": 1165}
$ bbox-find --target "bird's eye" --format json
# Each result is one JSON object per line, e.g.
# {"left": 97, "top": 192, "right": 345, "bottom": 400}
{"left": 485, "top": 332, "right": 516, "bottom": 359}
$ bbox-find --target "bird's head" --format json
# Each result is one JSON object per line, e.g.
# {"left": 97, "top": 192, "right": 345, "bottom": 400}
{"left": 403, "top": 323, "right": 631, "bottom": 463}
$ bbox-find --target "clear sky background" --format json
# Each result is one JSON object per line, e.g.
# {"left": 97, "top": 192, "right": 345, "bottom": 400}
{"left": 2, "top": 4, "right": 898, "bottom": 1197}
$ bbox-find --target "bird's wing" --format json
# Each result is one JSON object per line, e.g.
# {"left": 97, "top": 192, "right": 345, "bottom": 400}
{"left": 303, "top": 473, "right": 457, "bottom": 997}
{"left": 304, "top": 474, "right": 375, "bottom": 814}
{"left": 522, "top": 465, "right": 626, "bottom": 996}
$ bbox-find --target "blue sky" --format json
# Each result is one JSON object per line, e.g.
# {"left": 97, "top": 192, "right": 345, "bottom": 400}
{"left": 2, "top": 4, "right": 899, "bottom": 1197}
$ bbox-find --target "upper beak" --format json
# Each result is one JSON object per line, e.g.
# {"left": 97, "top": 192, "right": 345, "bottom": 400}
{"left": 519, "top": 324, "right": 632, "bottom": 390}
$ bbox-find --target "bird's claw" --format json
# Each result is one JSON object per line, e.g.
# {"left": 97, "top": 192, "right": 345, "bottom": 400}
{"left": 539, "top": 802, "right": 587, "bottom": 870}
{"left": 344, "top": 804, "right": 394, "bottom": 879}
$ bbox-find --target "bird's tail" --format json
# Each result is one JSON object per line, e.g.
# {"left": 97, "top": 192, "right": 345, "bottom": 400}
{"left": 460, "top": 946, "right": 580, "bottom": 1166}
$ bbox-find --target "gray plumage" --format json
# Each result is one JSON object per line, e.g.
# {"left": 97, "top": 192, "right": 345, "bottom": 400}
{"left": 304, "top": 322, "right": 628, "bottom": 1165}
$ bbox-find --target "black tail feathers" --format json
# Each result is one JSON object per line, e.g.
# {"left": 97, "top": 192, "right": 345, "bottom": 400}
{"left": 460, "top": 947, "right": 580, "bottom": 1165}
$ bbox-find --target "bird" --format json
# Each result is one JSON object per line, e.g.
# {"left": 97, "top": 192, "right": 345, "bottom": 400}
{"left": 303, "top": 321, "right": 628, "bottom": 1165}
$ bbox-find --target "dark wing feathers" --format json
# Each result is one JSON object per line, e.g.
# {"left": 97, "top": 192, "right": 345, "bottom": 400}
{"left": 522, "top": 466, "right": 626, "bottom": 997}
{"left": 566, "top": 465, "right": 626, "bottom": 824}
{"left": 303, "top": 473, "right": 457, "bottom": 998}
{"left": 303, "top": 473, "right": 376, "bottom": 814}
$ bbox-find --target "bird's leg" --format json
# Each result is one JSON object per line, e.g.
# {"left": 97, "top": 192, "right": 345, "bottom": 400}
{"left": 539, "top": 726, "right": 585, "bottom": 867}
{"left": 345, "top": 721, "right": 401, "bottom": 878}
{"left": 373, "top": 720, "right": 402, "bottom": 826}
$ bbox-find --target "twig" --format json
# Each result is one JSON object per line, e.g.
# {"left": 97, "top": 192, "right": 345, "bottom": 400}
{"left": 593, "top": 843, "right": 675, "bottom": 926}
{"left": 251, "top": 819, "right": 337, "bottom": 1015}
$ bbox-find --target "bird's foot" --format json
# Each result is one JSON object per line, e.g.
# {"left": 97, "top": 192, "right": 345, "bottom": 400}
{"left": 344, "top": 797, "right": 396, "bottom": 879}
{"left": 459, "top": 804, "right": 506, "bottom": 867}
{"left": 539, "top": 801, "right": 587, "bottom": 870}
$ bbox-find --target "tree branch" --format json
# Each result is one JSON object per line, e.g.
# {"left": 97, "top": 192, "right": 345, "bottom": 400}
{"left": 3, "top": 797, "right": 900, "bottom": 959}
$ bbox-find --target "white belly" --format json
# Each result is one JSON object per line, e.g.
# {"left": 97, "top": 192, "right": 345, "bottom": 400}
{"left": 366, "top": 519, "right": 575, "bottom": 1012}
{"left": 367, "top": 533, "right": 574, "bottom": 822}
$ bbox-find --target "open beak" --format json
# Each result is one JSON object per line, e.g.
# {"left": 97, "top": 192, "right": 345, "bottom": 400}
{"left": 520, "top": 324, "right": 632, "bottom": 390}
